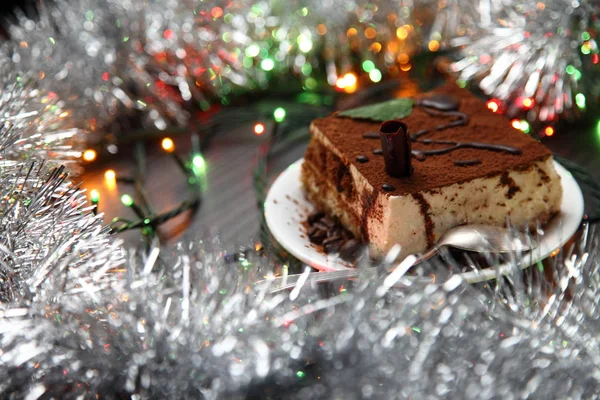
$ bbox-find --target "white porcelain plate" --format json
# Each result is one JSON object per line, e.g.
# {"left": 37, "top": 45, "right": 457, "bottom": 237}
{"left": 264, "top": 159, "right": 584, "bottom": 283}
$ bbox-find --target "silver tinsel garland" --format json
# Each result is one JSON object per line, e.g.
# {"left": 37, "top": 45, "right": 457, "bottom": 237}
{"left": 0, "top": 0, "right": 599, "bottom": 398}
{"left": 1, "top": 230, "right": 599, "bottom": 398}
{"left": 433, "top": 0, "right": 600, "bottom": 121}
{"left": 4, "top": 0, "right": 595, "bottom": 144}
{"left": 0, "top": 161, "right": 122, "bottom": 304}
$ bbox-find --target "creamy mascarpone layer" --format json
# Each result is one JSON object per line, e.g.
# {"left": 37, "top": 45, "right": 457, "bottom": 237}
{"left": 302, "top": 123, "right": 563, "bottom": 259}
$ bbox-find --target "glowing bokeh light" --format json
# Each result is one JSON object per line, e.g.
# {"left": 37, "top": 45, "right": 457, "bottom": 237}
{"left": 245, "top": 44, "right": 260, "bottom": 58}
{"left": 343, "top": 73, "right": 357, "bottom": 86}
{"left": 90, "top": 189, "right": 100, "bottom": 204}
{"left": 161, "top": 137, "right": 175, "bottom": 152}
{"left": 522, "top": 97, "right": 534, "bottom": 109}
{"left": 428, "top": 40, "right": 440, "bottom": 52}
{"left": 364, "top": 27, "right": 376, "bottom": 39}
{"left": 335, "top": 73, "right": 358, "bottom": 93}
{"left": 163, "top": 29, "right": 174, "bottom": 40}
{"left": 82, "top": 149, "right": 97, "bottom": 162}
{"left": 192, "top": 154, "right": 207, "bottom": 177}
{"left": 273, "top": 107, "right": 286, "bottom": 122}
{"left": 104, "top": 169, "right": 116, "bottom": 182}
{"left": 369, "top": 69, "right": 382, "bottom": 83}
{"left": 260, "top": 58, "right": 275, "bottom": 71}
{"left": 486, "top": 99, "right": 500, "bottom": 113}
{"left": 211, "top": 7, "right": 223, "bottom": 18}
{"left": 396, "top": 27, "right": 408, "bottom": 40}
{"left": 362, "top": 60, "right": 375, "bottom": 73}
{"left": 254, "top": 123, "right": 266, "bottom": 135}
{"left": 297, "top": 35, "right": 313, "bottom": 53}
{"left": 120, "top": 194, "right": 134, "bottom": 207}
{"left": 575, "top": 93, "right": 586, "bottom": 109}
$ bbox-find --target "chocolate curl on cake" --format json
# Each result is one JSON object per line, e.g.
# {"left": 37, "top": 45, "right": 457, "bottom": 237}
{"left": 379, "top": 120, "right": 413, "bottom": 177}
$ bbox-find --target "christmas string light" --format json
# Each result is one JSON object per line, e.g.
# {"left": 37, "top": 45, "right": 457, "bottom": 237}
{"left": 107, "top": 138, "right": 202, "bottom": 238}
{"left": 254, "top": 123, "right": 266, "bottom": 136}
{"left": 90, "top": 189, "right": 100, "bottom": 215}
{"left": 82, "top": 149, "right": 97, "bottom": 162}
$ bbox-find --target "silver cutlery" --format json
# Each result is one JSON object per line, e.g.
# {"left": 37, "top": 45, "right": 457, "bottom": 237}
{"left": 258, "top": 225, "right": 536, "bottom": 293}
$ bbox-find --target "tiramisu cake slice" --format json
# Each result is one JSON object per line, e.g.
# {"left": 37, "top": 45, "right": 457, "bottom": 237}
{"left": 301, "top": 82, "right": 562, "bottom": 260}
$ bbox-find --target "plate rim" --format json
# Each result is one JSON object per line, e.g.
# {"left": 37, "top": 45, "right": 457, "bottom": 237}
{"left": 264, "top": 158, "right": 584, "bottom": 283}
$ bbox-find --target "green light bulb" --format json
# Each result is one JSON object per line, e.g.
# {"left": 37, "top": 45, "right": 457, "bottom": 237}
{"left": 297, "top": 34, "right": 313, "bottom": 53}
{"left": 260, "top": 58, "right": 275, "bottom": 71}
{"left": 273, "top": 107, "right": 286, "bottom": 122}
{"left": 193, "top": 154, "right": 206, "bottom": 169}
{"left": 192, "top": 154, "right": 207, "bottom": 178}
{"left": 581, "top": 44, "right": 591, "bottom": 55}
{"left": 121, "top": 194, "right": 134, "bottom": 207}
{"left": 245, "top": 44, "right": 260, "bottom": 58}
{"left": 575, "top": 93, "right": 586, "bottom": 109}
{"left": 362, "top": 60, "right": 375, "bottom": 73}
{"left": 304, "top": 77, "right": 317, "bottom": 90}
{"left": 566, "top": 65, "right": 576, "bottom": 75}
{"left": 90, "top": 190, "right": 100, "bottom": 204}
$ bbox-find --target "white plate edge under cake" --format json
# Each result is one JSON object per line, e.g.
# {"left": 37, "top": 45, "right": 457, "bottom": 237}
{"left": 264, "top": 158, "right": 584, "bottom": 284}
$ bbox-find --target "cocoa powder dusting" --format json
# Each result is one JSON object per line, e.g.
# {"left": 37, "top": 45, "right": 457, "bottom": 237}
{"left": 310, "top": 81, "right": 552, "bottom": 196}
{"left": 412, "top": 193, "right": 435, "bottom": 248}
{"left": 360, "top": 190, "right": 377, "bottom": 242}
{"left": 498, "top": 171, "right": 521, "bottom": 199}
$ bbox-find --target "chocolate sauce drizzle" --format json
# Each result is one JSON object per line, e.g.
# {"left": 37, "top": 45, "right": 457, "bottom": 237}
{"left": 412, "top": 138, "right": 521, "bottom": 161}
{"left": 454, "top": 159, "right": 482, "bottom": 167}
{"left": 363, "top": 94, "right": 522, "bottom": 162}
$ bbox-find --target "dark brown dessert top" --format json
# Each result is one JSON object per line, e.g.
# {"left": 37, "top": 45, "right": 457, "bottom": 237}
{"left": 309, "top": 82, "right": 552, "bottom": 196}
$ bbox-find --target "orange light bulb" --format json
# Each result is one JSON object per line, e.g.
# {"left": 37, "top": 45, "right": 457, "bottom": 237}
{"left": 522, "top": 97, "right": 534, "bottom": 109}
{"left": 82, "top": 149, "right": 97, "bottom": 162}
{"left": 486, "top": 99, "right": 500, "bottom": 113}
{"left": 161, "top": 137, "right": 175, "bottom": 152}
{"left": 104, "top": 169, "right": 116, "bottom": 181}
{"left": 254, "top": 123, "right": 266, "bottom": 135}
